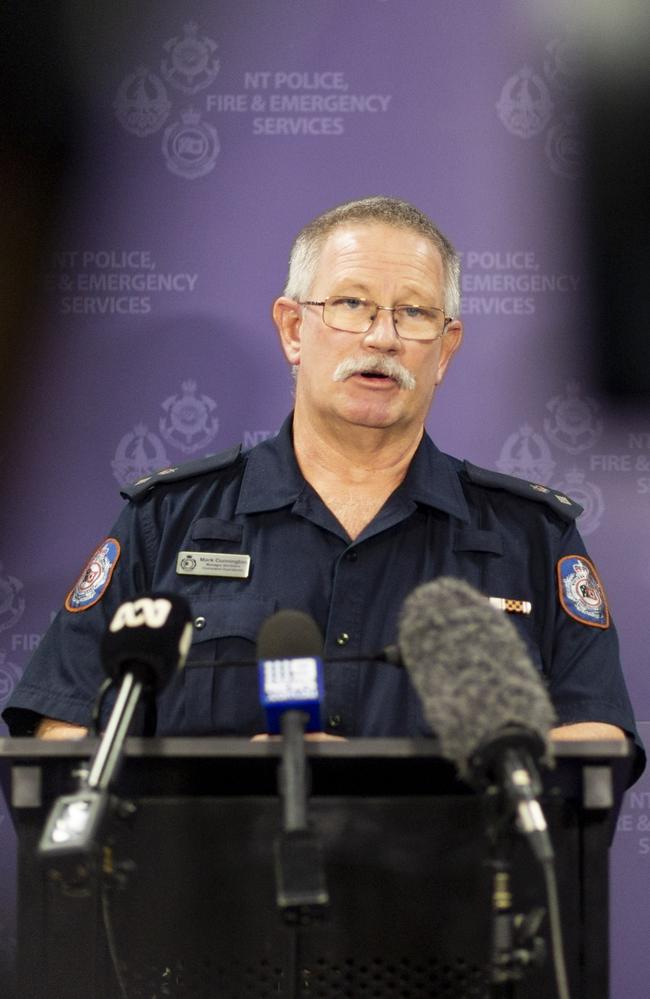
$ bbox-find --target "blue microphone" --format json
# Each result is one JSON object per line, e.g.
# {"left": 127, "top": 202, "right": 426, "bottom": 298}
{"left": 257, "top": 609, "right": 324, "bottom": 735}
{"left": 256, "top": 609, "right": 329, "bottom": 916}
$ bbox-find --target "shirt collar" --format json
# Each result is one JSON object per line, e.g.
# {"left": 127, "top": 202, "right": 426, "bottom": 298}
{"left": 400, "top": 431, "right": 470, "bottom": 523}
{"left": 236, "top": 413, "right": 470, "bottom": 524}
{"left": 236, "top": 415, "right": 305, "bottom": 514}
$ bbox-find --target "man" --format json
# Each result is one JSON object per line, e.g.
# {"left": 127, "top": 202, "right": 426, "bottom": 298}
{"left": 3, "top": 196, "right": 644, "bottom": 776}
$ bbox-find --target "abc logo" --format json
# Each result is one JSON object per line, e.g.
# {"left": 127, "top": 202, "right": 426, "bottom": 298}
{"left": 109, "top": 597, "right": 172, "bottom": 632}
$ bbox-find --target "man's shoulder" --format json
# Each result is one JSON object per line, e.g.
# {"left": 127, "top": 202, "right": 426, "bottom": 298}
{"left": 120, "top": 444, "right": 243, "bottom": 502}
{"left": 460, "top": 459, "right": 583, "bottom": 522}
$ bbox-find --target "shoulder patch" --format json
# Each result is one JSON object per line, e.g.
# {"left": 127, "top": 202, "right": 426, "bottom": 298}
{"left": 463, "top": 461, "right": 583, "bottom": 521}
{"left": 120, "top": 444, "right": 242, "bottom": 501}
{"left": 65, "top": 538, "right": 121, "bottom": 613}
{"left": 557, "top": 555, "right": 610, "bottom": 629}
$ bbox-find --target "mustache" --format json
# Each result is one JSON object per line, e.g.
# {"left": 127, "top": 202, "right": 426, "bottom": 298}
{"left": 332, "top": 355, "right": 416, "bottom": 391}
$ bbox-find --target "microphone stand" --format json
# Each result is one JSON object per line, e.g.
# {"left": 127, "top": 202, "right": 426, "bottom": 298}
{"left": 485, "top": 799, "right": 547, "bottom": 998}
{"left": 279, "top": 710, "right": 310, "bottom": 832}
{"left": 274, "top": 710, "right": 329, "bottom": 922}
{"left": 38, "top": 672, "right": 147, "bottom": 861}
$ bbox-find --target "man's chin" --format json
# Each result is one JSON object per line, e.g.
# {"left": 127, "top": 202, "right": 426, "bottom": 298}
{"left": 335, "top": 400, "right": 404, "bottom": 431}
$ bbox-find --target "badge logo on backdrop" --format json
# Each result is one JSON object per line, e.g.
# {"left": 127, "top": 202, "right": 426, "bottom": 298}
{"left": 0, "top": 565, "right": 26, "bottom": 711}
{"left": 0, "top": 565, "right": 26, "bottom": 636}
{"left": 495, "top": 380, "right": 650, "bottom": 536}
{"left": 0, "top": 651, "right": 21, "bottom": 707}
{"left": 112, "top": 380, "right": 217, "bottom": 485}
{"left": 112, "top": 379, "right": 278, "bottom": 486}
{"left": 497, "top": 37, "right": 580, "bottom": 178}
{"left": 114, "top": 21, "right": 392, "bottom": 179}
{"left": 115, "top": 22, "right": 221, "bottom": 179}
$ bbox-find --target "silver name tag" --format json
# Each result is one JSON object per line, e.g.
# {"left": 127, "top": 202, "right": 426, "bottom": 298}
{"left": 176, "top": 551, "right": 251, "bottom": 579}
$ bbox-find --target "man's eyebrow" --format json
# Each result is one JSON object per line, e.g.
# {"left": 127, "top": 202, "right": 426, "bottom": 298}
{"left": 328, "top": 283, "right": 372, "bottom": 295}
{"left": 328, "top": 283, "right": 435, "bottom": 301}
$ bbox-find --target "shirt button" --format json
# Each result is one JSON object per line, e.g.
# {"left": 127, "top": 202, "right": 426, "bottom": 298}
{"left": 344, "top": 550, "right": 358, "bottom": 562}
{"left": 328, "top": 714, "right": 342, "bottom": 729}
{"left": 335, "top": 632, "right": 350, "bottom": 646}
{"left": 194, "top": 616, "right": 206, "bottom": 629}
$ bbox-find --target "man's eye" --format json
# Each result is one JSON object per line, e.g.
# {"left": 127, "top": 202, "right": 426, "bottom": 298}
{"left": 332, "top": 297, "right": 364, "bottom": 310}
{"left": 401, "top": 306, "right": 426, "bottom": 319}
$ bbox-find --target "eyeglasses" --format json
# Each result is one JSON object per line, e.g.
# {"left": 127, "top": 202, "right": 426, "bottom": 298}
{"left": 299, "top": 296, "right": 453, "bottom": 342}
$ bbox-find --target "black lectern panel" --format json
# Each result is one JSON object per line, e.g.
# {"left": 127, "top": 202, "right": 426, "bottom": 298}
{"left": 0, "top": 737, "right": 632, "bottom": 999}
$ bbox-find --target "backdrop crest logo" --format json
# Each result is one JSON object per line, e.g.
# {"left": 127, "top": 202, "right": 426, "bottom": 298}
{"left": 545, "top": 113, "right": 580, "bottom": 179}
{"left": 497, "top": 423, "right": 556, "bottom": 482}
{"left": 497, "top": 36, "right": 584, "bottom": 178}
{"left": 497, "top": 380, "right": 608, "bottom": 538}
{"left": 111, "top": 423, "right": 170, "bottom": 486}
{"left": 544, "top": 381, "right": 602, "bottom": 453}
{"left": 162, "top": 107, "right": 220, "bottom": 179}
{"left": 114, "top": 22, "right": 222, "bottom": 179}
{"left": 159, "top": 380, "right": 220, "bottom": 454}
{"left": 161, "top": 21, "right": 220, "bottom": 94}
{"left": 543, "top": 38, "right": 582, "bottom": 95}
{"left": 114, "top": 66, "right": 171, "bottom": 137}
{"left": 0, "top": 564, "right": 26, "bottom": 634}
{"left": 0, "top": 651, "right": 22, "bottom": 709}
{"left": 496, "top": 67, "right": 553, "bottom": 139}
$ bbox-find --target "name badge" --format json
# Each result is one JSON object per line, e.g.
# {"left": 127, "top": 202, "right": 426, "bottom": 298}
{"left": 176, "top": 551, "right": 251, "bottom": 579}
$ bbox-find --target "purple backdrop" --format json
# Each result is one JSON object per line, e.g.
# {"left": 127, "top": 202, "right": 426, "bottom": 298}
{"left": 2, "top": 2, "right": 649, "bottom": 994}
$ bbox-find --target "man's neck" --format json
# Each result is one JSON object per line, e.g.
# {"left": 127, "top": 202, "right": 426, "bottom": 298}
{"left": 290, "top": 407, "right": 424, "bottom": 540}
{"left": 292, "top": 409, "right": 424, "bottom": 489}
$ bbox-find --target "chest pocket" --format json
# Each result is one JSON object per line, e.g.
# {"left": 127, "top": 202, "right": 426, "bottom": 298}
{"left": 190, "top": 518, "right": 243, "bottom": 544}
{"left": 187, "top": 593, "right": 277, "bottom": 661}
{"left": 165, "top": 594, "right": 278, "bottom": 735}
{"left": 451, "top": 528, "right": 544, "bottom": 677}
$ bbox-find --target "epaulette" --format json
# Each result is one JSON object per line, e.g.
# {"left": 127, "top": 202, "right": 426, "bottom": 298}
{"left": 463, "top": 460, "right": 583, "bottom": 521}
{"left": 120, "top": 444, "right": 242, "bottom": 501}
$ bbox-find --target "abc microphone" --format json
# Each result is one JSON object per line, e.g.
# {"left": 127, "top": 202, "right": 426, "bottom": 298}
{"left": 39, "top": 593, "right": 192, "bottom": 857}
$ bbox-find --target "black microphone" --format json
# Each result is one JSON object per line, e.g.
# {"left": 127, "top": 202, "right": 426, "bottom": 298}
{"left": 39, "top": 594, "right": 192, "bottom": 856}
{"left": 398, "top": 577, "right": 557, "bottom": 862}
{"left": 101, "top": 593, "right": 194, "bottom": 688}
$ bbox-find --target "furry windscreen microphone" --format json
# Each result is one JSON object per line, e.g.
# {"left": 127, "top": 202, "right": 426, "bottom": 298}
{"left": 398, "top": 577, "right": 556, "bottom": 780}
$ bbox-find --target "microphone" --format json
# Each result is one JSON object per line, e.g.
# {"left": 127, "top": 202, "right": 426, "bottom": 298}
{"left": 39, "top": 594, "right": 192, "bottom": 857}
{"left": 101, "top": 593, "right": 193, "bottom": 691}
{"left": 256, "top": 609, "right": 329, "bottom": 915}
{"left": 398, "top": 577, "right": 557, "bottom": 862}
{"left": 257, "top": 609, "right": 324, "bottom": 736}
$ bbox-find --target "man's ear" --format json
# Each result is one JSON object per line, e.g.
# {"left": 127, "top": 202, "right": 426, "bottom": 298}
{"left": 272, "top": 297, "right": 302, "bottom": 366}
{"left": 435, "top": 319, "right": 463, "bottom": 385}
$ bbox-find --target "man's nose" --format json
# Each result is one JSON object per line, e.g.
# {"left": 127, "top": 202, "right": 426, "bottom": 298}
{"left": 362, "top": 307, "right": 402, "bottom": 349}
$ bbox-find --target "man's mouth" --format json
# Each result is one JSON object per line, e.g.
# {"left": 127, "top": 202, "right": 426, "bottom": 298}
{"left": 332, "top": 357, "right": 417, "bottom": 391}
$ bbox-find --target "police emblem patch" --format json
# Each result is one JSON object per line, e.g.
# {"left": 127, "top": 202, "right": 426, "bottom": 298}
{"left": 557, "top": 555, "right": 609, "bottom": 629}
{"left": 65, "top": 539, "right": 121, "bottom": 613}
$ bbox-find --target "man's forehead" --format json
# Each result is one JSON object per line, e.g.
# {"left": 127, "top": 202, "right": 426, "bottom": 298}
{"left": 313, "top": 222, "right": 444, "bottom": 286}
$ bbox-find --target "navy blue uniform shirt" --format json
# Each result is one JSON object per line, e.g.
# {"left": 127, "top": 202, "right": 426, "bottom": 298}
{"left": 4, "top": 415, "right": 644, "bottom": 780}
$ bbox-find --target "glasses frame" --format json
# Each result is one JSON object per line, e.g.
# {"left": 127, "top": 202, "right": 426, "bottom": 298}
{"left": 298, "top": 296, "right": 454, "bottom": 342}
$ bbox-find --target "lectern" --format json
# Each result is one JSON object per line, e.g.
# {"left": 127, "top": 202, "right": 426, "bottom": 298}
{"left": 0, "top": 737, "right": 631, "bottom": 999}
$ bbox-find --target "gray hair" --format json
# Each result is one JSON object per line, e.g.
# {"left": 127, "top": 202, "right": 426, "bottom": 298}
{"left": 283, "top": 196, "right": 461, "bottom": 318}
